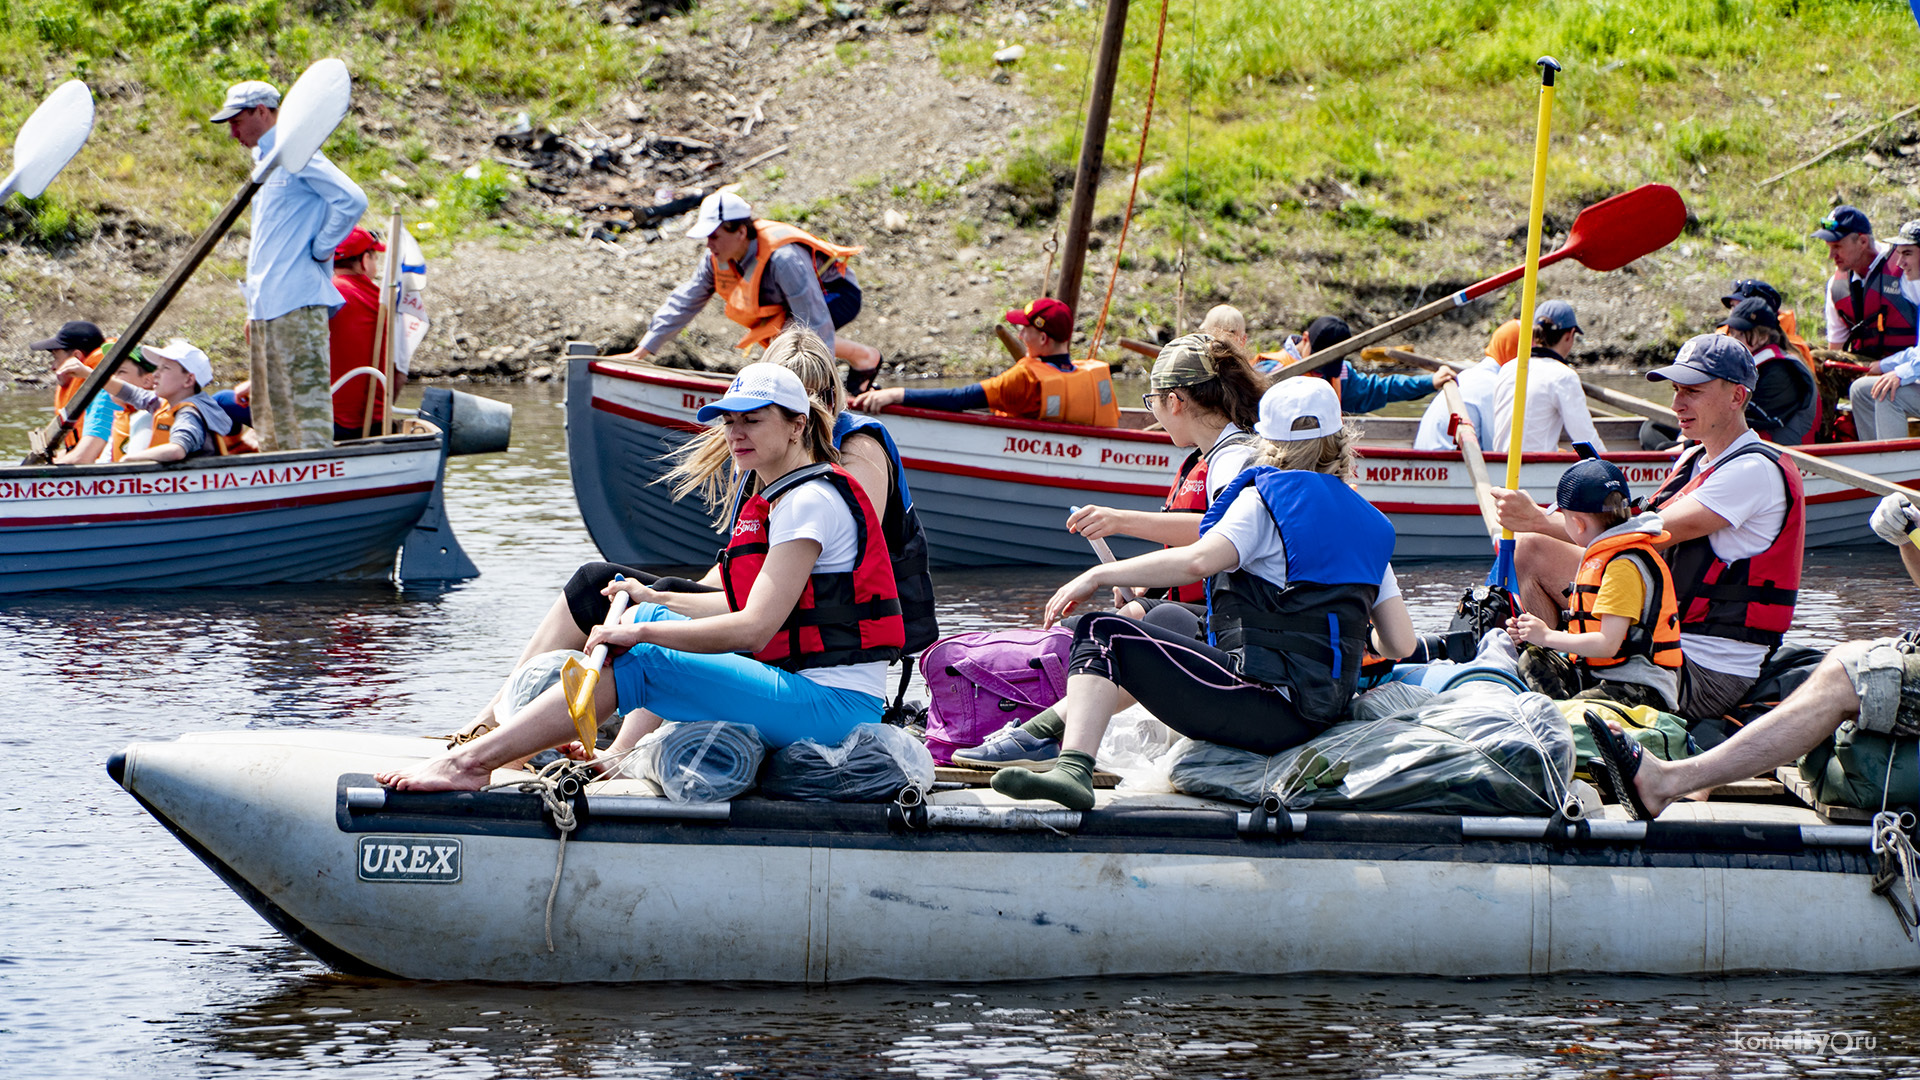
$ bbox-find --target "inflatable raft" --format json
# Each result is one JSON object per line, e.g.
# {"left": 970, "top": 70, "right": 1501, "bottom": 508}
{"left": 111, "top": 728, "right": 1918, "bottom": 982}
{"left": 566, "top": 357, "right": 1918, "bottom": 565}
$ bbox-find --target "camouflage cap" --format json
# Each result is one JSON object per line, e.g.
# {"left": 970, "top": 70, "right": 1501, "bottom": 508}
{"left": 1149, "top": 333, "right": 1216, "bottom": 390}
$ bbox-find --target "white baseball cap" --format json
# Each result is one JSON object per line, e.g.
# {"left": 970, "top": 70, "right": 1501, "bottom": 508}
{"left": 146, "top": 338, "right": 214, "bottom": 388}
{"left": 210, "top": 80, "right": 281, "bottom": 123}
{"left": 1256, "top": 377, "right": 1343, "bottom": 442}
{"left": 685, "top": 191, "right": 754, "bottom": 239}
{"left": 696, "top": 363, "right": 810, "bottom": 422}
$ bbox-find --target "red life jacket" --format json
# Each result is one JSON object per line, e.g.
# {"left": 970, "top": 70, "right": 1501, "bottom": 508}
{"left": 1646, "top": 440, "right": 1804, "bottom": 648}
{"left": 1828, "top": 250, "right": 1918, "bottom": 359}
{"left": 1152, "top": 429, "right": 1257, "bottom": 604}
{"left": 717, "top": 462, "right": 905, "bottom": 672}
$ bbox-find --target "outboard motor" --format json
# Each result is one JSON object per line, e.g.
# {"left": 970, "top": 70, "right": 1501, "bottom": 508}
{"left": 443, "top": 389, "right": 513, "bottom": 456}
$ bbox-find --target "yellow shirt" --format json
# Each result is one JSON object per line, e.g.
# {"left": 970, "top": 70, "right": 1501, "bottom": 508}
{"left": 1589, "top": 557, "right": 1649, "bottom": 625}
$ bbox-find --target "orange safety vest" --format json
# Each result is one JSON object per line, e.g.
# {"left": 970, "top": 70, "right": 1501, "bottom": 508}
{"left": 714, "top": 220, "right": 862, "bottom": 351}
{"left": 49, "top": 344, "right": 110, "bottom": 452}
{"left": 151, "top": 400, "right": 226, "bottom": 458}
{"left": 994, "top": 355, "right": 1121, "bottom": 427}
{"left": 1564, "top": 530, "right": 1682, "bottom": 670}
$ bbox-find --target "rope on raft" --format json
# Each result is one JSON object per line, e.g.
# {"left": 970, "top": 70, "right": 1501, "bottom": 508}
{"left": 1083, "top": 0, "right": 1173, "bottom": 364}
{"left": 485, "top": 755, "right": 616, "bottom": 951}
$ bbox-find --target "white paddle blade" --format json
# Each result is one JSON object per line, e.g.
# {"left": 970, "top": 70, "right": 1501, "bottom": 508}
{"left": 252, "top": 57, "right": 351, "bottom": 182}
{"left": 9, "top": 79, "right": 94, "bottom": 199}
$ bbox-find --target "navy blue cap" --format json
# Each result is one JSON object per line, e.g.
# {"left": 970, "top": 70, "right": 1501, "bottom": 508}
{"left": 1813, "top": 206, "right": 1872, "bottom": 243}
{"left": 29, "top": 320, "right": 104, "bottom": 354}
{"left": 1647, "top": 333, "right": 1758, "bottom": 390}
{"left": 1557, "top": 458, "right": 1630, "bottom": 514}
{"left": 1721, "top": 278, "right": 1781, "bottom": 311}
{"left": 1533, "top": 299, "right": 1581, "bottom": 334}
{"left": 1722, "top": 297, "right": 1780, "bottom": 333}
{"left": 1305, "top": 316, "right": 1352, "bottom": 353}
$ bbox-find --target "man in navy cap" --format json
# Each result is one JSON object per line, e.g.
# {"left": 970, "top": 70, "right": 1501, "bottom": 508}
{"left": 1816, "top": 205, "right": 1918, "bottom": 361}
{"left": 1492, "top": 299, "right": 1607, "bottom": 453}
{"left": 1495, "top": 334, "right": 1804, "bottom": 725}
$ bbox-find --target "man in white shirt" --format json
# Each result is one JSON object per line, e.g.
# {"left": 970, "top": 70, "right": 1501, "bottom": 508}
{"left": 1492, "top": 300, "right": 1607, "bottom": 454}
{"left": 1495, "top": 335, "right": 1802, "bottom": 723}
{"left": 1848, "top": 219, "right": 1920, "bottom": 439}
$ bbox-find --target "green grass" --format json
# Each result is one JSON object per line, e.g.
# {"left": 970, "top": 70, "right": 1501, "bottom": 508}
{"left": 944, "top": 0, "right": 1920, "bottom": 314}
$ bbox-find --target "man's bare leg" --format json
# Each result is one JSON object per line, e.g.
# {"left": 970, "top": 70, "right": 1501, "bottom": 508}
{"left": 836, "top": 338, "right": 881, "bottom": 371}
{"left": 1514, "top": 532, "right": 1583, "bottom": 625}
{"left": 381, "top": 670, "right": 620, "bottom": 792}
{"left": 1633, "top": 655, "right": 1858, "bottom": 816}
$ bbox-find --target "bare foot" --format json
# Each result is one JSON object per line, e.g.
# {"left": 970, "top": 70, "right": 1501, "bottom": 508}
{"left": 376, "top": 753, "right": 493, "bottom": 792}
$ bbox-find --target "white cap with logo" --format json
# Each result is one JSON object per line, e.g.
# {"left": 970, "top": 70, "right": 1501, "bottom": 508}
{"left": 685, "top": 191, "right": 754, "bottom": 239}
{"left": 210, "top": 80, "right": 282, "bottom": 123}
{"left": 696, "top": 363, "right": 810, "bottom": 422}
{"left": 1255, "top": 376, "right": 1343, "bottom": 442}
{"left": 146, "top": 338, "right": 214, "bottom": 388}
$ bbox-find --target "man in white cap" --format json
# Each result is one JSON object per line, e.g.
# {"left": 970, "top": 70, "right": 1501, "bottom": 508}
{"left": 96, "top": 339, "right": 235, "bottom": 462}
{"left": 212, "top": 78, "right": 368, "bottom": 451}
{"left": 627, "top": 191, "right": 884, "bottom": 396}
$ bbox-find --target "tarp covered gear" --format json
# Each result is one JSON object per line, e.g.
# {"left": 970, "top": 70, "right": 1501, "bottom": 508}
{"left": 630, "top": 720, "right": 766, "bottom": 803}
{"left": 760, "top": 723, "right": 935, "bottom": 802}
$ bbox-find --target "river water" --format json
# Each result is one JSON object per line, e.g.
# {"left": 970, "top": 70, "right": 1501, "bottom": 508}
{"left": 4, "top": 382, "right": 1920, "bottom": 1078}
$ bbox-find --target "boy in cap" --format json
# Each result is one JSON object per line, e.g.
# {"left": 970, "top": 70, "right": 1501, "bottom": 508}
{"left": 1723, "top": 297, "right": 1817, "bottom": 445}
{"left": 31, "top": 320, "right": 113, "bottom": 464}
{"left": 1847, "top": 219, "right": 1920, "bottom": 440}
{"left": 629, "top": 191, "right": 883, "bottom": 394}
{"left": 96, "top": 339, "right": 235, "bottom": 462}
{"left": 1493, "top": 299, "right": 1608, "bottom": 453}
{"left": 1508, "top": 455, "right": 1682, "bottom": 711}
{"left": 213, "top": 78, "right": 368, "bottom": 452}
{"left": 852, "top": 297, "right": 1120, "bottom": 425}
{"left": 1815, "top": 205, "right": 1918, "bottom": 361}
{"left": 329, "top": 225, "right": 407, "bottom": 439}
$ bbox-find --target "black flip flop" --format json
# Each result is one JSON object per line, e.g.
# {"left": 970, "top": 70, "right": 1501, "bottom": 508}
{"left": 1583, "top": 712, "right": 1655, "bottom": 820}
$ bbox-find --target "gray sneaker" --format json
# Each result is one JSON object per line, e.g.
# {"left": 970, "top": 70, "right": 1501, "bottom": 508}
{"left": 950, "top": 726, "right": 1061, "bottom": 771}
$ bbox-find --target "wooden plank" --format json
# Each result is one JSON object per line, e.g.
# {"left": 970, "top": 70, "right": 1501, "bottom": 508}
{"left": 1776, "top": 766, "right": 1877, "bottom": 821}
{"left": 936, "top": 765, "right": 1120, "bottom": 788}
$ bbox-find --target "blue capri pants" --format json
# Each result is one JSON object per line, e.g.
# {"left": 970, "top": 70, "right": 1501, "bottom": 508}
{"left": 608, "top": 602, "right": 882, "bottom": 746}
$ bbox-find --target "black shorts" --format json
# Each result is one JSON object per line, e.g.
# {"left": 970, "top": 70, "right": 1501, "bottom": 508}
{"left": 563, "top": 560, "right": 720, "bottom": 634}
{"left": 822, "top": 278, "right": 862, "bottom": 330}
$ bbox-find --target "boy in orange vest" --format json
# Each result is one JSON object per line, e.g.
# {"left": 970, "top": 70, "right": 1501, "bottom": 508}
{"left": 1507, "top": 456, "right": 1684, "bottom": 711}
{"left": 629, "top": 191, "right": 883, "bottom": 394}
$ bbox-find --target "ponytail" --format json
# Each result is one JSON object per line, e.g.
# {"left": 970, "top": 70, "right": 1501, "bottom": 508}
{"left": 1178, "top": 335, "right": 1268, "bottom": 430}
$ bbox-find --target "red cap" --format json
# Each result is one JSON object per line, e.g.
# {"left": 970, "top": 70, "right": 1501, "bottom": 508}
{"left": 335, "top": 227, "right": 386, "bottom": 260}
{"left": 1006, "top": 297, "right": 1074, "bottom": 342}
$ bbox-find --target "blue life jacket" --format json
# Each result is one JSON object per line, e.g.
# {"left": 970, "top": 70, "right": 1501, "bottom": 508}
{"left": 832, "top": 412, "right": 938, "bottom": 653}
{"left": 1199, "top": 467, "right": 1396, "bottom": 724}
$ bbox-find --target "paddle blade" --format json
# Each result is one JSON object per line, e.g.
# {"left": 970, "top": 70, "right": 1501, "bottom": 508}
{"left": 8, "top": 79, "right": 94, "bottom": 200}
{"left": 1563, "top": 184, "right": 1686, "bottom": 272}
{"left": 1488, "top": 538, "right": 1519, "bottom": 594}
{"left": 255, "top": 57, "right": 351, "bottom": 180}
{"left": 559, "top": 656, "right": 602, "bottom": 756}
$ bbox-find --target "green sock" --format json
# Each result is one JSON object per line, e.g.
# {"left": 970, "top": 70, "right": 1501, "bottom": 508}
{"left": 1018, "top": 706, "right": 1065, "bottom": 741}
{"left": 991, "top": 750, "right": 1096, "bottom": 810}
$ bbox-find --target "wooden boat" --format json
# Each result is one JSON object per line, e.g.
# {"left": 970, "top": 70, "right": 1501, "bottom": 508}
{"left": 111, "top": 727, "right": 1913, "bottom": 982}
{"left": 567, "top": 357, "right": 1917, "bottom": 566}
{"left": 0, "top": 387, "right": 503, "bottom": 592}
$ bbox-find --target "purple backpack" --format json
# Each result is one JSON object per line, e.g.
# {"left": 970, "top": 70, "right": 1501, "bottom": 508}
{"left": 919, "top": 627, "right": 1072, "bottom": 765}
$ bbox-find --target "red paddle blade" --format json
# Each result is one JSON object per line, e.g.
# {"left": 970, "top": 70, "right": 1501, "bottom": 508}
{"left": 1562, "top": 184, "right": 1686, "bottom": 272}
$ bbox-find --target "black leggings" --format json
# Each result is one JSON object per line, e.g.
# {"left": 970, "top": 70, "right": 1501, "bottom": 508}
{"left": 562, "top": 561, "right": 720, "bottom": 634}
{"left": 1069, "top": 612, "right": 1321, "bottom": 755}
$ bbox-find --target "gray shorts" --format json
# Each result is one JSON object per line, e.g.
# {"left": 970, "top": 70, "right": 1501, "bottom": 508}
{"left": 1831, "top": 638, "right": 1920, "bottom": 737}
{"left": 1676, "top": 657, "right": 1755, "bottom": 723}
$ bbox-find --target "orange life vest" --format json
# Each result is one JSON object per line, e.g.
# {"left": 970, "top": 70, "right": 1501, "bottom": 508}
{"left": 714, "top": 220, "right": 862, "bottom": 352}
{"left": 49, "top": 345, "right": 108, "bottom": 452}
{"left": 995, "top": 355, "right": 1121, "bottom": 427}
{"left": 1564, "top": 530, "right": 1682, "bottom": 670}
{"left": 152, "top": 401, "right": 226, "bottom": 458}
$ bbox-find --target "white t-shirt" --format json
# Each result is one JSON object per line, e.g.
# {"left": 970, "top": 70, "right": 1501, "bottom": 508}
{"left": 765, "top": 479, "right": 887, "bottom": 697}
{"left": 1413, "top": 357, "right": 1501, "bottom": 451}
{"left": 1667, "top": 430, "right": 1790, "bottom": 678}
{"left": 1492, "top": 353, "right": 1607, "bottom": 453}
{"left": 1206, "top": 486, "right": 1401, "bottom": 603}
{"left": 1204, "top": 424, "right": 1256, "bottom": 501}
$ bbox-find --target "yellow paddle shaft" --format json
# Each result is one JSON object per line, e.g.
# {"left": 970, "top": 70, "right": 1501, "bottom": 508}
{"left": 1503, "top": 57, "right": 1561, "bottom": 540}
{"left": 563, "top": 590, "right": 633, "bottom": 753}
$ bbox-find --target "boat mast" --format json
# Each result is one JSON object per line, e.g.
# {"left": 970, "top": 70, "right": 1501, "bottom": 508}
{"left": 1052, "top": 0, "right": 1130, "bottom": 318}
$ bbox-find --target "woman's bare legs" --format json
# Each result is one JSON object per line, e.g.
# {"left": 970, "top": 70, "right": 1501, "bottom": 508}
{"left": 464, "top": 593, "right": 595, "bottom": 732}
{"left": 381, "top": 666, "right": 620, "bottom": 792}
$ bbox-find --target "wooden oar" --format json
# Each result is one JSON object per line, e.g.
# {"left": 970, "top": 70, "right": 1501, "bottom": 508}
{"left": 24, "top": 59, "right": 352, "bottom": 464}
{"left": 1068, "top": 505, "right": 1138, "bottom": 604}
{"left": 0, "top": 80, "right": 93, "bottom": 202}
{"left": 560, "top": 580, "right": 632, "bottom": 757}
{"left": 1441, "top": 378, "right": 1502, "bottom": 542}
{"left": 1255, "top": 182, "right": 1684, "bottom": 387}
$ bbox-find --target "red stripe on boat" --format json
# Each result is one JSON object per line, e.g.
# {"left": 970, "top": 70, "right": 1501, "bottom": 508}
{"left": 0, "top": 481, "right": 436, "bottom": 527}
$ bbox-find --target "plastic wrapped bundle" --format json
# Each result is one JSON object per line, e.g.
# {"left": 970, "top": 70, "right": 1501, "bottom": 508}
{"left": 494, "top": 649, "right": 587, "bottom": 727}
{"left": 760, "top": 724, "right": 936, "bottom": 802}
{"left": 1169, "top": 683, "right": 1575, "bottom": 815}
{"left": 1349, "top": 681, "right": 1435, "bottom": 723}
{"left": 630, "top": 721, "right": 766, "bottom": 803}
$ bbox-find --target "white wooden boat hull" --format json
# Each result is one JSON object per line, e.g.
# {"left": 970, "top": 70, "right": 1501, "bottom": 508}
{"left": 112, "top": 729, "right": 1912, "bottom": 982}
{"left": 569, "top": 359, "right": 1914, "bottom": 566}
